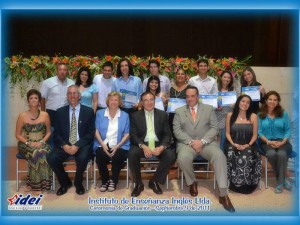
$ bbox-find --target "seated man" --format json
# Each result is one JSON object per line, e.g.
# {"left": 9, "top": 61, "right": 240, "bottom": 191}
{"left": 47, "top": 85, "right": 95, "bottom": 196}
{"left": 173, "top": 86, "right": 235, "bottom": 212}
{"left": 129, "top": 91, "right": 175, "bottom": 197}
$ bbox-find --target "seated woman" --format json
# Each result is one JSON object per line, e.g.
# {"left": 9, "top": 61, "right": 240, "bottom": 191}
{"left": 15, "top": 89, "right": 53, "bottom": 194}
{"left": 93, "top": 92, "right": 130, "bottom": 192}
{"left": 224, "top": 95, "right": 262, "bottom": 194}
{"left": 258, "top": 91, "right": 292, "bottom": 193}
{"left": 144, "top": 75, "right": 167, "bottom": 110}
{"left": 75, "top": 66, "right": 98, "bottom": 113}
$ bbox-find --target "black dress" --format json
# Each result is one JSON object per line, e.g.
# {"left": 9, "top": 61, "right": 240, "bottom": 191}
{"left": 224, "top": 123, "right": 262, "bottom": 194}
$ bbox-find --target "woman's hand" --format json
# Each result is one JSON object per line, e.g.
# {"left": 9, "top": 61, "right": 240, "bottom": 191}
{"left": 109, "top": 145, "right": 119, "bottom": 157}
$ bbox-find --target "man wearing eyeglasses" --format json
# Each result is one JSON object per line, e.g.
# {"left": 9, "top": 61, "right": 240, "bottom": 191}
{"left": 129, "top": 91, "right": 175, "bottom": 197}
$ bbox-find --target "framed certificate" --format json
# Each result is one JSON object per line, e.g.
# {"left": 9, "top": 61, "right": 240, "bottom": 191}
{"left": 218, "top": 91, "right": 237, "bottom": 106}
{"left": 167, "top": 98, "right": 186, "bottom": 113}
{"left": 155, "top": 97, "right": 165, "bottom": 111}
{"left": 199, "top": 94, "right": 218, "bottom": 108}
{"left": 120, "top": 89, "right": 138, "bottom": 104}
{"left": 242, "top": 86, "right": 260, "bottom": 101}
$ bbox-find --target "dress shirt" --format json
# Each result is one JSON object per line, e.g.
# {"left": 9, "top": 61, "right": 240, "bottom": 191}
{"left": 258, "top": 111, "right": 291, "bottom": 140}
{"left": 103, "top": 108, "right": 121, "bottom": 147}
{"left": 69, "top": 104, "right": 80, "bottom": 141}
{"left": 143, "top": 74, "right": 171, "bottom": 94}
{"left": 112, "top": 75, "right": 143, "bottom": 108}
{"left": 40, "top": 76, "right": 75, "bottom": 110}
{"left": 188, "top": 75, "right": 218, "bottom": 95}
{"left": 189, "top": 104, "right": 198, "bottom": 114}
{"left": 93, "top": 74, "right": 116, "bottom": 108}
{"left": 144, "top": 110, "right": 159, "bottom": 142}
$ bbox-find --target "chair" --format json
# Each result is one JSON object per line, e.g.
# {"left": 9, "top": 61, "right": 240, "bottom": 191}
{"left": 93, "top": 157, "right": 129, "bottom": 189}
{"left": 257, "top": 139, "right": 298, "bottom": 188}
{"left": 179, "top": 155, "right": 216, "bottom": 191}
{"left": 16, "top": 153, "right": 55, "bottom": 191}
{"left": 139, "top": 156, "right": 169, "bottom": 189}
{"left": 52, "top": 156, "right": 93, "bottom": 191}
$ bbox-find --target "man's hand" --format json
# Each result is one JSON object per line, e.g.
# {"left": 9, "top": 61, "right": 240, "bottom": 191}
{"left": 152, "top": 146, "right": 164, "bottom": 156}
{"left": 191, "top": 140, "right": 203, "bottom": 153}
{"left": 142, "top": 145, "right": 153, "bottom": 158}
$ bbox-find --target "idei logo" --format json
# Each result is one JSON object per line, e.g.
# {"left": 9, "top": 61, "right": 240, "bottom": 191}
{"left": 7, "top": 193, "right": 44, "bottom": 210}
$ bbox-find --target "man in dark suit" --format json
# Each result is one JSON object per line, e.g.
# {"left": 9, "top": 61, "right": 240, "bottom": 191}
{"left": 47, "top": 85, "right": 95, "bottom": 196}
{"left": 129, "top": 91, "right": 175, "bottom": 197}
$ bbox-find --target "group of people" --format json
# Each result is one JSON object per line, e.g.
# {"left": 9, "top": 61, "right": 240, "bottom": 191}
{"left": 15, "top": 58, "right": 293, "bottom": 213}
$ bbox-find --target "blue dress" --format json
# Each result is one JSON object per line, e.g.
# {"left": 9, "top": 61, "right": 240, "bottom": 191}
{"left": 80, "top": 84, "right": 98, "bottom": 108}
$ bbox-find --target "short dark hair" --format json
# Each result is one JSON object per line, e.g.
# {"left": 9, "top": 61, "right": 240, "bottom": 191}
{"left": 146, "top": 76, "right": 161, "bottom": 95}
{"left": 196, "top": 58, "right": 209, "bottom": 67}
{"left": 27, "top": 89, "right": 41, "bottom": 102}
{"left": 75, "top": 66, "right": 93, "bottom": 87}
{"left": 186, "top": 86, "right": 199, "bottom": 96}
{"left": 140, "top": 91, "right": 156, "bottom": 101}
{"left": 148, "top": 59, "right": 160, "bottom": 68}
{"left": 56, "top": 62, "right": 68, "bottom": 69}
{"left": 116, "top": 58, "right": 134, "bottom": 78}
{"left": 102, "top": 61, "right": 113, "bottom": 70}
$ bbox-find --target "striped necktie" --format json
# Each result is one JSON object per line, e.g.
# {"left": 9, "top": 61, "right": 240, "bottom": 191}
{"left": 69, "top": 108, "right": 77, "bottom": 145}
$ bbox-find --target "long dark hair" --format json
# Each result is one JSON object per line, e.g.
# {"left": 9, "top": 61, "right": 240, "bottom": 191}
{"left": 230, "top": 95, "right": 253, "bottom": 127}
{"left": 146, "top": 76, "right": 161, "bottom": 95}
{"left": 218, "top": 70, "right": 234, "bottom": 91}
{"left": 240, "top": 66, "right": 258, "bottom": 87}
{"left": 259, "top": 91, "right": 284, "bottom": 119}
{"left": 116, "top": 58, "right": 134, "bottom": 78}
{"left": 75, "top": 66, "right": 92, "bottom": 87}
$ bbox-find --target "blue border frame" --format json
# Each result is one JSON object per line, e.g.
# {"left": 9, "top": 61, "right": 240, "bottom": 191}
{"left": 1, "top": 0, "right": 299, "bottom": 224}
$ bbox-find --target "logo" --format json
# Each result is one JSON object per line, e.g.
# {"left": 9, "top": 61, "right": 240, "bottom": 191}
{"left": 7, "top": 193, "right": 44, "bottom": 210}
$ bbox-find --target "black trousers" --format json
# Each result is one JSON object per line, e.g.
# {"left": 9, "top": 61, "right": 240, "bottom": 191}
{"left": 95, "top": 147, "right": 128, "bottom": 185}
{"left": 47, "top": 145, "right": 92, "bottom": 187}
{"left": 128, "top": 145, "right": 175, "bottom": 185}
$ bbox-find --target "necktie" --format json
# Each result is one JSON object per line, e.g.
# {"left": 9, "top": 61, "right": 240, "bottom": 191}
{"left": 69, "top": 108, "right": 77, "bottom": 145}
{"left": 191, "top": 107, "right": 196, "bottom": 122}
{"left": 147, "top": 112, "right": 155, "bottom": 151}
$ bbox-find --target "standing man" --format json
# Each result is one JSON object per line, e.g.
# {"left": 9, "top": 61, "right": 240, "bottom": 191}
{"left": 188, "top": 59, "right": 218, "bottom": 95}
{"left": 143, "top": 59, "right": 171, "bottom": 95}
{"left": 173, "top": 86, "right": 235, "bottom": 212}
{"left": 93, "top": 61, "right": 116, "bottom": 110}
{"left": 129, "top": 92, "right": 175, "bottom": 197}
{"left": 47, "top": 85, "right": 95, "bottom": 196}
{"left": 40, "top": 62, "right": 74, "bottom": 126}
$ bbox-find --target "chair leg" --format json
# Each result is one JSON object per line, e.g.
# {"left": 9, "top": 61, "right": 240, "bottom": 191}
{"left": 126, "top": 160, "right": 129, "bottom": 189}
{"left": 265, "top": 157, "right": 268, "bottom": 188}
{"left": 16, "top": 159, "right": 19, "bottom": 192}
{"left": 181, "top": 171, "right": 184, "bottom": 191}
{"left": 93, "top": 158, "right": 97, "bottom": 189}
{"left": 166, "top": 174, "right": 169, "bottom": 190}
{"left": 52, "top": 172, "right": 56, "bottom": 191}
{"left": 86, "top": 162, "right": 89, "bottom": 191}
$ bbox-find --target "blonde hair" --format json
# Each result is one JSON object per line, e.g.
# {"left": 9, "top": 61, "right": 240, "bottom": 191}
{"left": 106, "top": 91, "right": 123, "bottom": 107}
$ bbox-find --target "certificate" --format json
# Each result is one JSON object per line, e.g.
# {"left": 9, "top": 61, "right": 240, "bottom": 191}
{"left": 218, "top": 91, "right": 237, "bottom": 106}
{"left": 155, "top": 97, "right": 165, "bottom": 111}
{"left": 241, "top": 86, "right": 260, "bottom": 101}
{"left": 199, "top": 94, "right": 218, "bottom": 108}
{"left": 167, "top": 98, "right": 186, "bottom": 113}
{"left": 120, "top": 89, "right": 138, "bottom": 104}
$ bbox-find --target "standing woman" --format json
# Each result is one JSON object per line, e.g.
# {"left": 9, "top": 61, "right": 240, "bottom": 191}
{"left": 168, "top": 68, "right": 191, "bottom": 149}
{"left": 15, "top": 89, "right": 53, "bottom": 194}
{"left": 93, "top": 92, "right": 130, "bottom": 192}
{"left": 75, "top": 66, "right": 98, "bottom": 113}
{"left": 144, "top": 75, "right": 167, "bottom": 110}
{"left": 215, "top": 70, "right": 235, "bottom": 141}
{"left": 240, "top": 66, "right": 266, "bottom": 114}
{"left": 258, "top": 91, "right": 292, "bottom": 193}
{"left": 112, "top": 58, "right": 143, "bottom": 116}
{"left": 224, "top": 95, "right": 262, "bottom": 194}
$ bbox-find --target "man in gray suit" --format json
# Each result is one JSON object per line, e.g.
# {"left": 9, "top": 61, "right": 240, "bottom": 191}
{"left": 173, "top": 86, "right": 235, "bottom": 212}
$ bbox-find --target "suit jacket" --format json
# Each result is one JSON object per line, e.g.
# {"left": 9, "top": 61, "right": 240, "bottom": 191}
{"left": 173, "top": 103, "right": 218, "bottom": 145}
{"left": 54, "top": 104, "right": 95, "bottom": 148}
{"left": 130, "top": 108, "right": 171, "bottom": 148}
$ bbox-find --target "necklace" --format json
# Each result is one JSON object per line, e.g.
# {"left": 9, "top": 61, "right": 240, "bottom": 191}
{"left": 29, "top": 110, "right": 40, "bottom": 121}
{"left": 174, "top": 84, "right": 186, "bottom": 98}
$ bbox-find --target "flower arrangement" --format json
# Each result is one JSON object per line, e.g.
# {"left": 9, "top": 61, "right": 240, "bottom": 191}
{"left": 4, "top": 54, "right": 251, "bottom": 97}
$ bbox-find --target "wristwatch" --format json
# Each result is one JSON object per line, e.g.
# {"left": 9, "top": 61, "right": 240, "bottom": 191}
{"left": 200, "top": 139, "right": 207, "bottom": 146}
{"left": 160, "top": 145, "right": 167, "bottom": 150}
{"left": 139, "top": 143, "right": 144, "bottom": 149}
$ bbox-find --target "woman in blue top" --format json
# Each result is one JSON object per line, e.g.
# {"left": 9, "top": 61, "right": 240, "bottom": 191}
{"left": 75, "top": 67, "right": 98, "bottom": 113}
{"left": 93, "top": 92, "right": 130, "bottom": 192}
{"left": 258, "top": 91, "right": 292, "bottom": 193}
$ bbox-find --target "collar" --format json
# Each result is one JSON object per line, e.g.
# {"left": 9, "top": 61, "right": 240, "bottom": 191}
{"left": 104, "top": 108, "right": 121, "bottom": 119}
{"left": 69, "top": 104, "right": 81, "bottom": 111}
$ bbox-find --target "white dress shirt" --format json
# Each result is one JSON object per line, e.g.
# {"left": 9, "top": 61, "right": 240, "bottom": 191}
{"left": 188, "top": 75, "right": 218, "bottom": 95}
{"left": 103, "top": 108, "right": 121, "bottom": 147}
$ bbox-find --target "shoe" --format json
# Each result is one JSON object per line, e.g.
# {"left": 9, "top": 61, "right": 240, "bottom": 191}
{"left": 75, "top": 184, "right": 85, "bottom": 195}
{"left": 275, "top": 184, "right": 283, "bottom": 194}
{"left": 131, "top": 183, "right": 144, "bottom": 197}
{"left": 148, "top": 180, "right": 163, "bottom": 194}
{"left": 107, "top": 180, "right": 116, "bottom": 192}
{"left": 283, "top": 179, "right": 292, "bottom": 191}
{"left": 219, "top": 195, "right": 235, "bottom": 212}
{"left": 189, "top": 181, "right": 198, "bottom": 197}
{"left": 56, "top": 181, "right": 72, "bottom": 196}
{"left": 100, "top": 181, "right": 109, "bottom": 192}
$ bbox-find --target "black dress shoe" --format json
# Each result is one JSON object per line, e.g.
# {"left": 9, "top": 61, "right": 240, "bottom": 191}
{"left": 76, "top": 184, "right": 85, "bottom": 195}
{"left": 148, "top": 180, "right": 163, "bottom": 194}
{"left": 131, "top": 183, "right": 144, "bottom": 197}
{"left": 219, "top": 195, "right": 235, "bottom": 212}
{"left": 189, "top": 181, "right": 198, "bottom": 197}
{"left": 56, "top": 182, "right": 72, "bottom": 196}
